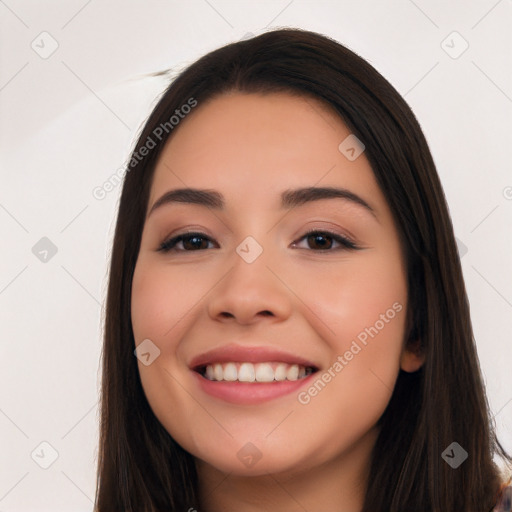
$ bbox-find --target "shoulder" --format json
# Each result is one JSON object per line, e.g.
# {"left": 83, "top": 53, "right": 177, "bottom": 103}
{"left": 493, "top": 484, "right": 512, "bottom": 512}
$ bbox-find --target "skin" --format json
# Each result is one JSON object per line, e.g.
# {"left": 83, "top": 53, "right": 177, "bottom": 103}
{"left": 131, "top": 91, "right": 424, "bottom": 512}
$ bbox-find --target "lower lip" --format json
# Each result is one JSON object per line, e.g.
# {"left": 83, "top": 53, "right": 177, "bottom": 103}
{"left": 191, "top": 370, "right": 317, "bottom": 405}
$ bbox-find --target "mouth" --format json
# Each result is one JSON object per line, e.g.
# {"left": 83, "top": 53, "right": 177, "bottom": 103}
{"left": 188, "top": 345, "right": 321, "bottom": 404}
{"left": 191, "top": 363, "right": 319, "bottom": 405}
{"left": 193, "top": 361, "right": 319, "bottom": 383}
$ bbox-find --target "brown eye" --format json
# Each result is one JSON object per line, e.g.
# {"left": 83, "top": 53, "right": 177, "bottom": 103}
{"left": 158, "top": 232, "right": 215, "bottom": 252}
{"left": 293, "top": 230, "right": 359, "bottom": 251}
{"left": 306, "top": 232, "right": 334, "bottom": 250}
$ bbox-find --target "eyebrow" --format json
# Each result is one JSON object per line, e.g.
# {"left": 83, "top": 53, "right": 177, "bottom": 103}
{"left": 147, "top": 186, "right": 377, "bottom": 219}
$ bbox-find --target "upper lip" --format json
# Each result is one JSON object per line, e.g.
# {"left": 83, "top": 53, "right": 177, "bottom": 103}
{"left": 188, "top": 344, "right": 320, "bottom": 371}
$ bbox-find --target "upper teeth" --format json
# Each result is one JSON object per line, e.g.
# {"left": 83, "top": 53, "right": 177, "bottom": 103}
{"left": 203, "top": 362, "right": 313, "bottom": 382}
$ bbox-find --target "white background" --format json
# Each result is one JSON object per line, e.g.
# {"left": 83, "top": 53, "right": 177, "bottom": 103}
{"left": 1, "top": 1, "right": 511, "bottom": 510}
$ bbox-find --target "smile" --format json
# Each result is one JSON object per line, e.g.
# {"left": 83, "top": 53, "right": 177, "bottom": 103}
{"left": 199, "top": 361, "right": 316, "bottom": 382}
{"left": 192, "top": 362, "right": 319, "bottom": 405}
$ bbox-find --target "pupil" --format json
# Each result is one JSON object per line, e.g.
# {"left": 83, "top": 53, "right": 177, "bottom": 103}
{"left": 310, "top": 234, "right": 331, "bottom": 249}
{"left": 185, "top": 236, "right": 204, "bottom": 250}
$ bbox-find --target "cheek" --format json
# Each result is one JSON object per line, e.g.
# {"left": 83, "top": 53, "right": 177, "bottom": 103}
{"left": 282, "top": 257, "right": 406, "bottom": 463}
{"left": 288, "top": 249, "right": 407, "bottom": 343}
{"left": 131, "top": 259, "right": 207, "bottom": 342}
{"left": 285, "top": 248, "right": 408, "bottom": 409}
{"left": 130, "top": 261, "right": 203, "bottom": 442}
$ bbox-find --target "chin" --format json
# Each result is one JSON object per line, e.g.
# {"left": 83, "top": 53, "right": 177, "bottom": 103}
{"left": 197, "top": 452, "right": 304, "bottom": 477}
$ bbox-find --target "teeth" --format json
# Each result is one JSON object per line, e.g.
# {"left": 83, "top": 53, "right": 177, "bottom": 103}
{"left": 213, "top": 363, "right": 223, "bottom": 381}
{"left": 274, "top": 363, "right": 287, "bottom": 381}
{"left": 255, "top": 363, "right": 274, "bottom": 382}
{"left": 238, "top": 362, "right": 255, "bottom": 382}
{"left": 223, "top": 362, "right": 238, "bottom": 381}
{"left": 202, "top": 361, "right": 314, "bottom": 382}
{"left": 287, "top": 364, "right": 299, "bottom": 381}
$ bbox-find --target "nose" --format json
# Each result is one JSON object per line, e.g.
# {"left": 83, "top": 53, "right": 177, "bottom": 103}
{"left": 207, "top": 247, "right": 292, "bottom": 325}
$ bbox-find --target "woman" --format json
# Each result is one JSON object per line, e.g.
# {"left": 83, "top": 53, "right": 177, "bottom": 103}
{"left": 94, "top": 28, "right": 512, "bottom": 511}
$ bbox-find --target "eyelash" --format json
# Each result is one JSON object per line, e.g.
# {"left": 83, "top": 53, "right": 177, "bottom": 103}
{"left": 157, "top": 230, "right": 360, "bottom": 253}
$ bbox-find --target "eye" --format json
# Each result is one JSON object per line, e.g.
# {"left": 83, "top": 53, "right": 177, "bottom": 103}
{"left": 157, "top": 230, "right": 360, "bottom": 253}
{"left": 158, "top": 232, "right": 217, "bottom": 253}
{"left": 292, "top": 230, "right": 360, "bottom": 251}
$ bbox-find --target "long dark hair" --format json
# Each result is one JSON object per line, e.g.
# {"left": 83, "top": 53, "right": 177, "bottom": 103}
{"left": 94, "top": 28, "right": 511, "bottom": 511}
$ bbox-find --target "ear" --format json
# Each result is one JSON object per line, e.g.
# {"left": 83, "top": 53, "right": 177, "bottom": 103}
{"left": 400, "top": 339, "right": 425, "bottom": 373}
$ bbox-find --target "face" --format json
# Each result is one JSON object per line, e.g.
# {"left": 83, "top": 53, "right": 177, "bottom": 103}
{"left": 131, "top": 91, "right": 422, "bottom": 478}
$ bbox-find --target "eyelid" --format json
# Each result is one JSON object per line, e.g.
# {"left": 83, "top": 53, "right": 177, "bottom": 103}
{"left": 298, "top": 220, "right": 357, "bottom": 242}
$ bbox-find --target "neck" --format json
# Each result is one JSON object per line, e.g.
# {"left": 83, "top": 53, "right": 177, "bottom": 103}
{"left": 196, "top": 426, "right": 378, "bottom": 512}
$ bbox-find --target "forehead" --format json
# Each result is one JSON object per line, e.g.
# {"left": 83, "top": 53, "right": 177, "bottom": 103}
{"left": 148, "top": 91, "right": 383, "bottom": 212}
